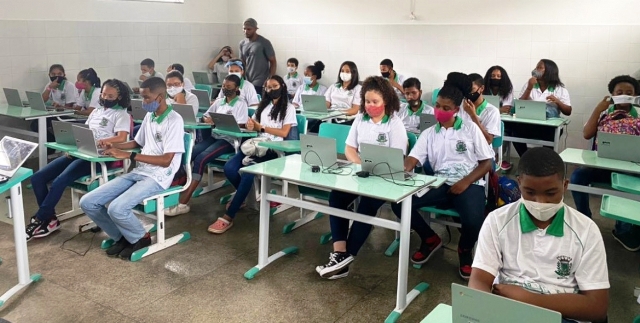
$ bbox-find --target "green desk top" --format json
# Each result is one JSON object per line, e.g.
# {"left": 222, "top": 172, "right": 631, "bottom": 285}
{"left": 184, "top": 124, "right": 213, "bottom": 130}
{"left": 301, "top": 111, "right": 345, "bottom": 120}
{"left": 67, "top": 148, "right": 140, "bottom": 163}
{"left": 258, "top": 140, "right": 300, "bottom": 153}
{"left": 420, "top": 304, "right": 452, "bottom": 323}
{"left": 611, "top": 173, "right": 640, "bottom": 195}
{"left": 500, "top": 115, "right": 568, "bottom": 127}
{"left": 240, "top": 154, "right": 447, "bottom": 203}
{"left": 560, "top": 148, "right": 640, "bottom": 174}
{"left": 212, "top": 129, "right": 257, "bottom": 138}
{"left": 0, "top": 105, "right": 74, "bottom": 119}
{"left": 0, "top": 168, "right": 33, "bottom": 195}
{"left": 600, "top": 195, "right": 640, "bottom": 226}
{"left": 45, "top": 142, "right": 77, "bottom": 152}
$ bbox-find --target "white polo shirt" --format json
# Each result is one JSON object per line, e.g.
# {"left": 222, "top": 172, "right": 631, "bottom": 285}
{"left": 410, "top": 117, "right": 494, "bottom": 186}
{"left": 396, "top": 101, "right": 434, "bottom": 133}
{"left": 284, "top": 72, "right": 304, "bottom": 96}
{"left": 183, "top": 78, "right": 195, "bottom": 92}
{"left": 458, "top": 99, "right": 502, "bottom": 138}
{"left": 346, "top": 113, "right": 407, "bottom": 153}
{"left": 473, "top": 202, "right": 609, "bottom": 321}
{"left": 324, "top": 83, "right": 362, "bottom": 110}
{"left": 253, "top": 102, "right": 297, "bottom": 141}
{"left": 77, "top": 86, "right": 101, "bottom": 110}
{"left": 292, "top": 83, "right": 328, "bottom": 110}
{"left": 216, "top": 78, "right": 259, "bottom": 107}
{"left": 133, "top": 107, "right": 185, "bottom": 189}
{"left": 206, "top": 96, "right": 249, "bottom": 144}
{"left": 167, "top": 90, "right": 199, "bottom": 115}
{"left": 488, "top": 89, "right": 514, "bottom": 108}
{"left": 389, "top": 73, "right": 406, "bottom": 100}
{"left": 211, "top": 62, "right": 228, "bottom": 83}
{"left": 519, "top": 83, "right": 571, "bottom": 118}
{"left": 43, "top": 80, "right": 77, "bottom": 106}
{"left": 85, "top": 107, "right": 130, "bottom": 140}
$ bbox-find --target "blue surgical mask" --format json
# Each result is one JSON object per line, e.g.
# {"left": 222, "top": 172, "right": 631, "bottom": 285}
{"left": 143, "top": 98, "right": 160, "bottom": 113}
{"left": 303, "top": 76, "right": 313, "bottom": 85}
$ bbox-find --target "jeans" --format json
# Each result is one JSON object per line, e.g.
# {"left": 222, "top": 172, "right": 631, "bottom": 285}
{"left": 132, "top": 124, "right": 141, "bottom": 138}
{"left": 505, "top": 123, "right": 558, "bottom": 157}
{"left": 391, "top": 183, "right": 486, "bottom": 250}
{"left": 308, "top": 119, "right": 322, "bottom": 133}
{"left": 80, "top": 172, "right": 163, "bottom": 244}
{"left": 191, "top": 137, "right": 234, "bottom": 182}
{"left": 328, "top": 191, "right": 386, "bottom": 256}
{"left": 223, "top": 149, "right": 278, "bottom": 218}
{"left": 31, "top": 156, "right": 92, "bottom": 222}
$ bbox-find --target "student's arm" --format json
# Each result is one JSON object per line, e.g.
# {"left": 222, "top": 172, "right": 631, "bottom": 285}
{"left": 519, "top": 78, "right": 537, "bottom": 100}
{"left": 547, "top": 88, "right": 572, "bottom": 116}
{"left": 42, "top": 85, "right": 53, "bottom": 103}
{"left": 75, "top": 107, "right": 95, "bottom": 116}
{"left": 405, "top": 131, "right": 428, "bottom": 172}
{"left": 345, "top": 145, "right": 361, "bottom": 164}
{"left": 110, "top": 140, "right": 140, "bottom": 150}
{"left": 172, "top": 92, "right": 187, "bottom": 104}
{"left": 292, "top": 87, "right": 303, "bottom": 108}
{"left": 403, "top": 156, "right": 420, "bottom": 173}
{"left": 207, "top": 51, "right": 225, "bottom": 70}
{"left": 344, "top": 118, "right": 361, "bottom": 163}
{"left": 99, "top": 131, "right": 129, "bottom": 145}
{"left": 469, "top": 269, "right": 495, "bottom": 293}
{"left": 470, "top": 213, "right": 501, "bottom": 293}
{"left": 583, "top": 97, "right": 610, "bottom": 140}
{"left": 344, "top": 85, "right": 362, "bottom": 116}
{"left": 248, "top": 119, "right": 291, "bottom": 138}
{"left": 345, "top": 105, "right": 360, "bottom": 116}
{"left": 130, "top": 152, "right": 176, "bottom": 168}
{"left": 324, "top": 86, "right": 334, "bottom": 109}
{"left": 463, "top": 99, "right": 494, "bottom": 144}
{"left": 264, "top": 39, "right": 277, "bottom": 77}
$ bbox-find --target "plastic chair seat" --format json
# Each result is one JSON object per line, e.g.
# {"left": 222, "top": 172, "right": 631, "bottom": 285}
{"left": 298, "top": 186, "right": 330, "bottom": 200}
{"left": 611, "top": 172, "right": 640, "bottom": 195}
{"left": 419, "top": 206, "right": 460, "bottom": 218}
{"left": 71, "top": 168, "right": 124, "bottom": 192}
{"left": 600, "top": 195, "right": 640, "bottom": 226}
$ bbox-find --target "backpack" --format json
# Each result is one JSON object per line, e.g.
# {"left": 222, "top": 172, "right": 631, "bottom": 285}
{"left": 497, "top": 176, "right": 521, "bottom": 207}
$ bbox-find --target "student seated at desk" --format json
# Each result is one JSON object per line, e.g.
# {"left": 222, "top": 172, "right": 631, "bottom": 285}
{"left": 397, "top": 77, "right": 434, "bottom": 133}
{"left": 215, "top": 59, "right": 259, "bottom": 107}
{"left": 71, "top": 68, "right": 101, "bottom": 117}
{"left": 167, "top": 63, "right": 195, "bottom": 92}
{"left": 380, "top": 58, "right": 406, "bottom": 101}
{"left": 458, "top": 73, "right": 501, "bottom": 145}
{"left": 165, "top": 74, "right": 247, "bottom": 217}
{"left": 292, "top": 61, "right": 327, "bottom": 109}
{"left": 26, "top": 79, "right": 132, "bottom": 241}
{"left": 214, "top": 75, "right": 297, "bottom": 234}
{"left": 324, "top": 61, "right": 362, "bottom": 119}
{"left": 207, "top": 46, "right": 234, "bottom": 83}
{"left": 390, "top": 72, "right": 494, "bottom": 280}
{"left": 79, "top": 77, "right": 185, "bottom": 260}
{"left": 133, "top": 58, "right": 164, "bottom": 93}
{"left": 166, "top": 70, "right": 199, "bottom": 115}
{"left": 284, "top": 57, "right": 303, "bottom": 100}
{"left": 470, "top": 148, "right": 609, "bottom": 323}
{"left": 483, "top": 65, "right": 515, "bottom": 170}
{"left": 571, "top": 75, "right": 640, "bottom": 251}
{"left": 316, "top": 76, "right": 406, "bottom": 280}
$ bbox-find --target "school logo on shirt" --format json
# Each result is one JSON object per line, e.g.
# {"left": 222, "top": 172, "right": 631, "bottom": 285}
{"left": 155, "top": 132, "right": 163, "bottom": 142}
{"left": 376, "top": 133, "right": 388, "bottom": 145}
{"left": 292, "top": 81, "right": 298, "bottom": 87}
{"left": 555, "top": 255, "right": 573, "bottom": 278}
{"left": 165, "top": 168, "right": 172, "bottom": 176}
{"left": 455, "top": 140, "right": 467, "bottom": 153}
{"left": 99, "top": 117, "right": 108, "bottom": 127}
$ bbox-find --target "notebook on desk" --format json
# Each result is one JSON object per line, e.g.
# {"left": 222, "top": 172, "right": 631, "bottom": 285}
{"left": 300, "top": 134, "right": 351, "bottom": 169}
{"left": 597, "top": 132, "right": 640, "bottom": 162}
{"left": 0, "top": 136, "right": 38, "bottom": 183}
{"left": 3, "top": 88, "right": 27, "bottom": 107}
{"left": 513, "top": 99, "right": 547, "bottom": 121}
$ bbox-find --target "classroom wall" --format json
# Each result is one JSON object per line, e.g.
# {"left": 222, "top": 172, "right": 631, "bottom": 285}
{"left": 226, "top": 0, "right": 640, "bottom": 150}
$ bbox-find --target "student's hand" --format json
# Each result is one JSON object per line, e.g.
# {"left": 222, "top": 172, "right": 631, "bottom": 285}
{"left": 527, "top": 77, "right": 537, "bottom": 88}
{"left": 595, "top": 96, "right": 611, "bottom": 113}
{"left": 48, "top": 81, "right": 59, "bottom": 89}
{"left": 463, "top": 99, "right": 477, "bottom": 116}
{"left": 52, "top": 102, "right": 62, "bottom": 108}
{"left": 133, "top": 87, "right": 140, "bottom": 94}
{"left": 103, "top": 148, "right": 130, "bottom": 159}
{"left": 492, "top": 284, "right": 531, "bottom": 302}
{"left": 247, "top": 118, "right": 260, "bottom": 131}
{"left": 546, "top": 95, "right": 561, "bottom": 105}
{"left": 97, "top": 140, "right": 112, "bottom": 149}
{"left": 448, "top": 179, "right": 471, "bottom": 195}
{"left": 388, "top": 70, "right": 397, "bottom": 84}
{"left": 64, "top": 152, "right": 72, "bottom": 159}
{"left": 203, "top": 115, "right": 214, "bottom": 125}
{"left": 500, "top": 106, "right": 511, "bottom": 114}
{"left": 173, "top": 92, "right": 186, "bottom": 101}
{"left": 139, "top": 74, "right": 148, "bottom": 81}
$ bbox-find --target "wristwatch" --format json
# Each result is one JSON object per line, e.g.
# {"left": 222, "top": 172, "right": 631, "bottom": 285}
{"left": 260, "top": 126, "right": 266, "bottom": 133}
{"left": 129, "top": 152, "right": 137, "bottom": 161}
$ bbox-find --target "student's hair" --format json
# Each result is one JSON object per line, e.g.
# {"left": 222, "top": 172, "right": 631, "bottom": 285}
{"left": 307, "top": 61, "right": 325, "bottom": 80}
{"left": 49, "top": 64, "right": 65, "bottom": 75}
{"left": 359, "top": 76, "right": 401, "bottom": 116}
{"left": 226, "top": 59, "right": 244, "bottom": 70}
{"left": 402, "top": 77, "right": 421, "bottom": 90}
{"left": 287, "top": 58, "right": 299, "bottom": 67}
{"left": 140, "top": 58, "right": 155, "bottom": 68}
{"left": 482, "top": 65, "right": 513, "bottom": 99}
{"left": 518, "top": 147, "right": 565, "bottom": 179}
{"left": 540, "top": 59, "right": 564, "bottom": 88}
{"left": 166, "top": 70, "right": 184, "bottom": 83}
{"left": 255, "top": 75, "right": 289, "bottom": 123}
{"left": 608, "top": 75, "right": 640, "bottom": 95}
{"left": 380, "top": 59, "right": 393, "bottom": 68}
{"left": 101, "top": 79, "right": 131, "bottom": 109}
{"left": 336, "top": 61, "right": 359, "bottom": 91}
{"left": 438, "top": 72, "right": 471, "bottom": 106}
{"left": 78, "top": 68, "right": 101, "bottom": 87}
{"left": 140, "top": 77, "right": 167, "bottom": 94}
{"left": 217, "top": 46, "right": 232, "bottom": 63}
{"left": 468, "top": 73, "right": 484, "bottom": 88}
{"left": 169, "top": 63, "right": 185, "bottom": 75}
{"left": 224, "top": 74, "right": 241, "bottom": 88}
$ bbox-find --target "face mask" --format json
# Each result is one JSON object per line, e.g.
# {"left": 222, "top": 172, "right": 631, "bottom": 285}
{"left": 381, "top": 72, "right": 391, "bottom": 78}
{"left": 229, "top": 72, "right": 242, "bottom": 79}
{"left": 611, "top": 95, "right": 638, "bottom": 105}
{"left": 434, "top": 108, "right": 456, "bottom": 123}
{"left": 303, "top": 76, "right": 313, "bottom": 85}
{"left": 75, "top": 82, "right": 85, "bottom": 90}
{"left": 267, "top": 89, "right": 282, "bottom": 100}
{"left": 142, "top": 97, "right": 160, "bottom": 113}
{"left": 143, "top": 72, "right": 152, "bottom": 78}
{"left": 99, "top": 98, "right": 118, "bottom": 109}
{"left": 340, "top": 73, "right": 352, "bottom": 82}
{"left": 222, "top": 88, "right": 237, "bottom": 98}
{"left": 167, "top": 86, "right": 183, "bottom": 97}
{"left": 221, "top": 56, "right": 230, "bottom": 62}
{"left": 489, "top": 79, "right": 500, "bottom": 87}
{"left": 50, "top": 76, "right": 65, "bottom": 83}
{"left": 531, "top": 69, "right": 543, "bottom": 79}
{"left": 408, "top": 100, "right": 420, "bottom": 107}
{"left": 287, "top": 67, "right": 296, "bottom": 73}
{"left": 466, "top": 91, "right": 481, "bottom": 102}
{"left": 521, "top": 198, "right": 564, "bottom": 222}
{"left": 365, "top": 104, "right": 385, "bottom": 118}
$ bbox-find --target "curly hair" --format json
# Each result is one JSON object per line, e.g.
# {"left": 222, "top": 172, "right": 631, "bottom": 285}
{"left": 255, "top": 75, "right": 289, "bottom": 122}
{"left": 483, "top": 65, "right": 513, "bottom": 100}
{"left": 608, "top": 75, "right": 640, "bottom": 95}
{"left": 101, "top": 79, "right": 131, "bottom": 109}
{"left": 438, "top": 72, "right": 471, "bottom": 106}
{"left": 359, "top": 76, "right": 401, "bottom": 117}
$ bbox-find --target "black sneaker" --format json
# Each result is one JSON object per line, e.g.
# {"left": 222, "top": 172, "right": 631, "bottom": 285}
{"left": 612, "top": 229, "right": 640, "bottom": 252}
{"left": 119, "top": 234, "right": 152, "bottom": 261}
{"left": 315, "top": 252, "right": 354, "bottom": 278}
{"left": 458, "top": 248, "right": 473, "bottom": 280}
{"left": 327, "top": 266, "right": 349, "bottom": 280}
{"left": 106, "top": 237, "right": 131, "bottom": 257}
{"left": 26, "top": 217, "right": 60, "bottom": 241}
{"left": 411, "top": 235, "right": 442, "bottom": 265}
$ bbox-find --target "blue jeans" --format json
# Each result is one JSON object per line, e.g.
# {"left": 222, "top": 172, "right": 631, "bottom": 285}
{"left": 80, "top": 172, "right": 163, "bottom": 244}
{"left": 132, "top": 124, "right": 141, "bottom": 137}
{"left": 31, "top": 156, "right": 92, "bottom": 222}
{"left": 223, "top": 150, "right": 278, "bottom": 218}
{"left": 191, "top": 137, "right": 234, "bottom": 182}
{"left": 328, "top": 191, "right": 385, "bottom": 256}
{"left": 391, "top": 183, "right": 486, "bottom": 250}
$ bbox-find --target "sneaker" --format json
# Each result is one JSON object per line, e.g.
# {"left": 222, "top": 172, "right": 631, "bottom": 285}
{"left": 165, "top": 203, "right": 190, "bottom": 217}
{"left": 316, "top": 252, "right": 354, "bottom": 278}
{"left": 119, "top": 234, "right": 152, "bottom": 260}
{"left": 500, "top": 161, "right": 512, "bottom": 171}
{"left": 26, "top": 217, "right": 60, "bottom": 241}
{"left": 106, "top": 237, "right": 131, "bottom": 257}
{"left": 458, "top": 248, "right": 473, "bottom": 280}
{"left": 327, "top": 266, "right": 349, "bottom": 280}
{"left": 612, "top": 229, "right": 640, "bottom": 252}
{"left": 411, "top": 235, "right": 443, "bottom": 265}
{"left": 208, "top": 217, "right": 234, "bottom": 234}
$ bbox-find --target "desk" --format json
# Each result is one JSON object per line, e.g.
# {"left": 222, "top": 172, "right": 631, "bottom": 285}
{"left": 0, "top": 168, "right": 41, "bottom": 307}
{"left": 240, "top": 154, "right": 446, "bottom": 323}
{"left": 420, "top": 304, "right": 452, "bottom": 323}
{"left": 0, "top": 105, "right": 74, "bottom": 169}
{"left": 501, "top": 115, "right": 569, "bottom": 152}
{"left": 300, "top": 111, "right": 345, "bottom": 122}
{"left": 258, "top": 140, "right": 301, "bottom": 155}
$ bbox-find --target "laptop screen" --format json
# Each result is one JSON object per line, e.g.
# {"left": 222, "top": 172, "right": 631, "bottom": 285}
{"left": 0, "top": 137, "right": 38, "bottom": 177}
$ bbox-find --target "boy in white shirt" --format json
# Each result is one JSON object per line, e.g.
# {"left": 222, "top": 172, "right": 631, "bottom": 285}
{"left": 380, "top": 58, "right": 406, "bottom": 100}
{"left": 398, "top": 77, "right": 434, "bottom": 133}
{"left": 458, "top": 73, "right": 501, "bottom": 145}
{"left": 284, "top": 58, "right": 303, "bottom": 100}
{"left": 167, "top": 63, "right": 195, "bottom": 92}
{"left": 140, "top": 58, "right": 164, "bottom": 81}
{"left": 470, "top": 147, "right": 609, "bottom": 323}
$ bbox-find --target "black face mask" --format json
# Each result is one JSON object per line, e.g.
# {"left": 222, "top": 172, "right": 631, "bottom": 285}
{"left": 381, "top": 72, "right": 391, "bottom": 78}
{"left": 99, "top": 98, "right": 118, "bottom": 108}
{"left": 408, "top": 99, "right": 421, "bottom": 107}
{"left": 267, "top": 89, "right": 282, "bottom": 100}
{"left": 222, "top": 88, "right": 238, "bottom": 98}
{"left": 50, "top": 76, "right": 65, "bottom": 83}
{"left": 489, "top": 79, "right": 500, "bottom": 87}
{"left": 466, "top": 92, "right": 481, "bottom": 102}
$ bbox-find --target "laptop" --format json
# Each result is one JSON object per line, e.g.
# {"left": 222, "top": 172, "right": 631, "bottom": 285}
{"left": 419, "top": 114, "right": 437, "bottom": 131}
{"left": 192, "top": 89, "right": 211, "bottom": 108}
{"left": 301, "top": 95, "right": 344, "bottom": 118}
{"left": 513, "top": 99, "right": 547, "bottom": 121}
{"left": 360, "top": 143, "right": 416, "bottom": 181}
{"left": 192, "top": 71, "right": 212, "bottom": 85}
{"left": 52, "top": 121, "right": 78, "bottom": 146}
{"left": 209, "top": 112, "right": 255, "bottom": 133}
{"left": 597, "top": 132, "right": 640, "bottom": 162}
{"left": 72, "top": 125, "right": 104, "bottom": 157}
{"left": 451, "top": 284, "right": 561, "bottom": 323}
{"left": 0, "top": 136, "right": 38, "bottom": 183}
{"left": 25, "top": 91, "right": 55, "bottom": 111}
{"left": 137, "top": 80, "right": 143, "bottom": 87}
{"left": 3, "top": 88, "right": 27, "bottom": 107}
{"left": 130, "top": 99, "right": 146, "bottom": 120}
{"left": 484, "top": 95, "right": 500, "bottom": 109}
{"left": 300, "top": 134, "right": 351, "bottom": 169}
{"left": 173, "top": 103, "right": 208, "bottom": 126}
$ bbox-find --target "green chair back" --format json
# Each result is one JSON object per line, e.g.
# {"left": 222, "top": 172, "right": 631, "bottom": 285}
{"left": 318, "top": 123, "right": 351, "bottom": 154}
{"left": 248, "top": 107, "right": 256, "bottom": 117}
{"left": 296, "top": 114, "right": 307, "bottom": 135}
{"left": 431, "top": 88, "right": 440, "bottom": 106}
{"left": 407, "top": 131, "right": 417, "bottom": 152}
{"left": 195, "top": 84, "right": 213, "bottom": 98}
{"left": 493, "top": 121, "right": 504, "bottom": 149}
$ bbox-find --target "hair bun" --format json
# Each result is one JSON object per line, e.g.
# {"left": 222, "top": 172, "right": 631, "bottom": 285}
{"left": 443, "top": 72, "right": 471, "bottom": 94}
{"left": 314, "top": 61, "right": 325, "bottom": 72}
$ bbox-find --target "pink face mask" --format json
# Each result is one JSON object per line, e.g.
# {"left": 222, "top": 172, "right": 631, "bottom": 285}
{"left": 434, "top": 108, "right": 456, "bottom": 123}
{"left": 365, "top": 104, "right": 385, "bottom": 118}
{"left": 75, "top": 82, "right": 85, "bottom": 90}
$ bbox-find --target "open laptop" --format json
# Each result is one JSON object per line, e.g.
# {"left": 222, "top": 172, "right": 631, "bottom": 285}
{"left": 192, "top": 89, "right": 211, "bottom": 108}
{"left": 173, "top": 104, "right": 208, "bottom": 126}
{"left": 360, "top": 143, "right": 417, "bottom": 181}
{"left": 130, "top": 99, "right": 146, "bottom": 120}
{"left": 301, "top": 95, "right": 344, "bottom": 118}
{"left": 52, "top": 121, "right": 78, "bottom": 146}
{"left": 484, "top": 95, "right": 500, "bottom": 109}
{"left": 3, "top": 88, "right": 27, "bottom": 107}
{"left": 25, "top": 91, "right": 55, "bottom": 111}
{"left": 597, "top": 132, "right": 640, "bottom": 162}
{"left": 209, "top": 112, "right": 255, "bottom": 133}
{"left": 72, "top": 125, "right": 104, "bottom": 157}
{"left": 0, "top": 136, "right": 38, "bottom": 183}
{"left": 452, "top": 284, "right": 561, "bottom": 323}
{"left": 300, "top": 134, "right": 351, "bottom": 169}
{"left": 513, "top": 99, "right": 547, "bottom": 121}
{"left": 419, "top": 114, "right": 437, "bottom": 131}
{"left": 192, "top": 71, "right": 212, "bottom": 85}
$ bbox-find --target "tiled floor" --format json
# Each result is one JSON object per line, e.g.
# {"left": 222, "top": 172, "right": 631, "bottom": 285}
{"left": 0, "top": 160, "right": 638, "bottom": 322}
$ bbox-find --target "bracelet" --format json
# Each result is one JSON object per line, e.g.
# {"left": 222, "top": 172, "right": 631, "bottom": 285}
{"left": 129, "top": 152, "right": 137, "bottom": 161}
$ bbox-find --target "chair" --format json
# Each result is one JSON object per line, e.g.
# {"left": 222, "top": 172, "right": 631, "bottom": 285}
{"left": 493, "top": 121, "right": 504, "bottom": 172}
{"left": 100, "top": 132, "right": 194, "bottom": 262}
{"left": 431, "top": 88, "right": 440, "bottom": 106}
{"left": 195, "top": 84, "right": 213, "bottom": 99}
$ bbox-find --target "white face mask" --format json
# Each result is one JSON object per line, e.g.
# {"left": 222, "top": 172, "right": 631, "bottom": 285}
{"left": 287, "top": 66, "right": 296, "bottom": 73}
{"left": 611, "top": 95, "right": 638, "bottom": 105}
{"left": 340, "top": 72, "right": 352, "bottom": 82}
{"left": 167, "top": 86, "right": 183, "bottom": 97}
{"left": 229, "top": 72, "right": 243, "bottom": 79}
{"left": 221, "top": 56, "right": 230, "bottom": 62}
{"left": 521, "top": 198, "right": 564, "bottom": 222}
{"left": 142, "top": 72, "right": 152, "bottom": 78}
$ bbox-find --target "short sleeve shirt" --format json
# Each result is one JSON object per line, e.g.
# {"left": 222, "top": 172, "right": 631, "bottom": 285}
{"left": 252, "top": 103, "right": 297, "bottom": 141}
{"left": 43, "top": 80, "right": 77, "bottom": 106}
{"left": 85, "top": 107, "right": 130, "bottom": 140}
{"left": 346, "top": 113, "right": 408, "bottom": 154}
{"left": 216, "top": 78, "right": 260, "bottom": 107}
{"left": 292, "top": 83, "right": 328, "bottom": 109}
{"left": 457, "top": 99, "right": 502, "bottom": 138}
{"left": 284, "top": 72, "right": 304, "bottom": 96}
{"left": 519, "top": 83, "right": 571, "bottom": 118}
{"left": 77, "top": 86, "right": 101, "bottom": 110}
{"left": 396, "top": 101, "right": 434, "bottom": 133}
{"left": 324, "top": 83, "right": 362, "bottom": 110}
{"left": 206, "top": 96, "right": 249, "bottom": 144}
{"left": 239, "top": 35, "right": 276, "bottom": 87}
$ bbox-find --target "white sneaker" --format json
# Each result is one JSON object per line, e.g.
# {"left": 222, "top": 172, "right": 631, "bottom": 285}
{"left": 165, "top": 203, "right": 190, "bottom": 217}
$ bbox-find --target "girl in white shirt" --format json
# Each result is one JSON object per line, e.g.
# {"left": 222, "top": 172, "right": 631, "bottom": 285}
{"left": 483, "top": 65, "right": 515, "bottom": 171}
{"left": 215, "top": 59, "right": 259, "bottom": 107}
{"left": 316, "top": 76, "right": 407, "bottom": 280}
{"left": 72, "top": 68, "right": 101, "bottom": 116}
{"left": 212, "top": 75, "right": 297, "bottom": 234}
{"left": 292, "top": 61, "right": 328, "bottom": 108}
{"left": 207, "top": 46, "right": 233, "bottom": 83}
{"left": 324, "top": 61, "right": 362, "bottom": 117}
{"left": 165, "top": 70, "right": 200, "bottom": 115}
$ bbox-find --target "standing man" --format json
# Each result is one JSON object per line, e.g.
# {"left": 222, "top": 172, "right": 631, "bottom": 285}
{"left": 239, "top": 18, "right": 277, "bottom": 95}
